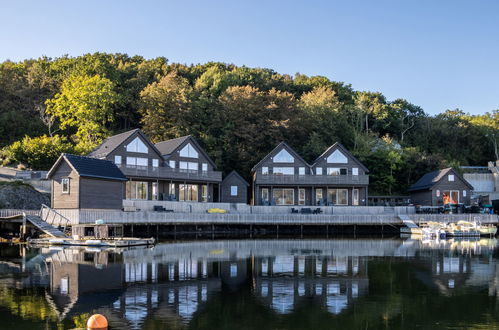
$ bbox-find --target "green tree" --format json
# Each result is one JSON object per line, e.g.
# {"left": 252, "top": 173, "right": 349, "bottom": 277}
{"left": 45, "top": 74, "right": 119, "bottom": 153}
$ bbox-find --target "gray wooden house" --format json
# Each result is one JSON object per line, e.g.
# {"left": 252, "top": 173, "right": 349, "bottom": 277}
{"left": 220, "top": 171, "right": 249, "bottom": 204}
{"left": 409, "top": 168, "right": 473, "bottom": 206}
{"left": 89, "top": 129, "right": 222, "bottom": 202}
{"left": 251, "top": 142, "right": 369, "bottom": 206}
{"left": 47, "top": 154, "right": 128, "bottom": 209}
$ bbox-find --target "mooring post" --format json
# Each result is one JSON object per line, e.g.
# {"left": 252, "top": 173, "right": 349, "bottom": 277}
{"left": 131, "top": 224, "right": 134, "bottom": 237}
{"left": 277, "top": 225, "right": 279, "bottom": 239}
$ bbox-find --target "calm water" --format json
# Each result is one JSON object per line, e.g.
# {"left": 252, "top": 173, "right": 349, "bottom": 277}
{"left": 0, "top": 237, "right": 498, "bottom": 329}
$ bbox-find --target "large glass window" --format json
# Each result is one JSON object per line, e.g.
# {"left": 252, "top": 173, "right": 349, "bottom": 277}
{"left": 169, "top": 160, "right": 176, "bottom": 168}
{"left": 126, "top": 181, "right": 148, "bottom": 200}
{"left": 202, "top": 163, "right": 208, "bottom": 172}
{"left": 126, "top": 137, "right": 148, "bottom": 153}
{"left": 179, "top": 184, "right": 198, "bottom": 201}
{"left": 352, "top": 167, "right": 359, "bottom": 176}
{"left": 299, "top": 167, "right": 305, "bottom": 175}
{"left": 299, "top": 188, "right": 305, "bottom": 205}
{"left": 152, "top": 182, "right": 158, "bottom": 200}
{"left": 316, "top": 167, "right": 323, "bottom": 175}
{"left": 273, "top": 149, "right": 294, "bottom": 163}
{"left": 261, "top": 188, "right": 269, "bottom": 204}
{"left": 126, "top": 157, "right": 148, "bottom": 167}
{"left": 443, "top": 190, "right": 459, "bottom": 204}
{"left": 273, "top": 189, "right": 294, "bottom": 205}
{"left": 327, "top": 168, "right": 340, "bottom": 176}
{"left": 273, "top": 167, "right": 294, "bottom": 175}
{"left": 327, "top": 189, "right": 348, "bottom": 205}
{"left": 352, "top": 189, "right": 359, "bottom": 206}
{"left": 179, "top": 143, "right": 199, "bottom": 158}
{"left": 169, "top": 183, "right": 176, "bottom": 199}
{"left": 262, "top": 167, "right": 269, "bottom": 175}
{"left": 179, "top": 161, "right": 198, "bottom": 171}
{"left": 327, "top": 150, "right": 348, "bottom": 163}
{"left": 201, "top": 185, "right": 208, "bottom": 202}
{"left": 316, "top": 188, "right": 323, "bottom": 204}
{"left": 152, "top": 159, "right": 159, "bottom": 167}
{"left": 448, "top": 174, "right": 455, "bottom": 182}
{"left": 114, "top": 155, "right": 122, "bottom": 165}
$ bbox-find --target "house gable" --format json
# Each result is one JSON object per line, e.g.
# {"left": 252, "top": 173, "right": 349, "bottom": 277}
{"left": 157, "top": 136, "right": 217, "bottom": 170}
{"left": 312, "top": 143, "right": 368, "bottom": 174}
{"left": 251, "top": 142, "right": 309, "bottom": 173}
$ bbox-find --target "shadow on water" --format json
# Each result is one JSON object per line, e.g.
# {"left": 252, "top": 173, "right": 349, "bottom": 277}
{"left": 0, "top": 235, "right": 498, "bottom": 329}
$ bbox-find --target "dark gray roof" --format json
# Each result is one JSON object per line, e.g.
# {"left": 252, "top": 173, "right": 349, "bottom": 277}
{"left": 222, "top": 170, "right": 250, "bottom": 186}
{"left": 47, "top": 154, "right": 128, "bottom": 181}
{"left": 88, "top": 129, "right": 139, "bottom": 158}
{"left": 409, "top": 168, "right": 457, "bottom": 191}
{"left": 154, "top": 136, "right": 191, "bottom": 156}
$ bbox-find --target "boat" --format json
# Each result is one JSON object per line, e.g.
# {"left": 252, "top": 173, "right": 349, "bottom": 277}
{"left": 29, "top": 237, "right": 155, "bottom": 247}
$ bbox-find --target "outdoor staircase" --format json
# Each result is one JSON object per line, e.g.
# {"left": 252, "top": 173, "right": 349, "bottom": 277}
{"left": 398, "top": 214, "right": 420, "bottom": 230}
{"left": 25, "top": 214, "right": 67, "bottom": 238}
{"left": 23, "top": 204, "right": 70, "bottom": 238}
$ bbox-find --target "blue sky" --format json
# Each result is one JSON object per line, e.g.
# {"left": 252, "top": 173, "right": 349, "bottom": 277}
{"left": 1, "top": 0, "right": 498, "bottom": 115}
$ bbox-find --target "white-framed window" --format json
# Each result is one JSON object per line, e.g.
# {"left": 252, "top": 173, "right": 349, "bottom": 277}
{"left": 273, "top": 149, "right": 294, "bottom": 163}
{"left": 448, "top": 174, "right": 455, "bottom": 182}
{"left": 152, "top": 159, "right": 159, "bottom": 167}
{"left": 327, "top": 168, "right": 341, "bottom": 176}
{"left": 180, "top": 161, "right": 198, "bottom": 171}
{"left": 61, "top": 178, "right": 70, "bottom": 194}
{"left": 352, "top": 189, "right": 359, "bottom": 206}
{"left": 169, "top": 183, "right": 176, "bottom": 198}
{"left": 299, "top": 167, "right": 305, "bottom": 175}
{"left": 299, "top": 188, "right": 305, "bottom": 205}
{"left": 327, "top": 150, "right": 348, "bottom": 163}
{"left": 114, "top": 155, "right": 122, "bottom": 165}
{"left": 60, "top": 277, "right": 69, "bottom": 295}
{"left": 179, "top": 143, "right": 198, "bottom": 158}
{"left": 262, "top": 167, "right": 269, "bottom": 175}
{"left": 126, "top": 181, "right": 148, "bottom": 200}
{"left": 126, "top": 137, "right": 148, "bottom": 153}
{"left": 327, "top": 188, "right": 348, "bottom": 205}
{"left": 316, "top": 188, "right": 323, "bottom": 204}
{"left": 273, "top": 167, "right": 294, "bottom": 175}
{"left": 231, "top": 186, "right": 238, "bottom": 196}
{"left": 126, "top": 157, "right": 148, "bottom": 167}
{"left": 316, "top": 167, "right": 323, "bottom": 175}
{"left": 179, "top": 184, "right": 198, "bottom": 201}
{"left": 436, "top": 190, "right": 440, "bottom": 197}
{"left": 202, "top": 163, "right": 208, "bottom": 172}
{"left": 352, "top": 167, "right": 359, "bottom": 176}
{"left": 152, "top": 182, "right": 158, "bottom": 200}
{"left": 261, "top": 188, "right": 269, "bottom": 204}
{"left": 463, "top": 190, "right": 467, "bottom": 197}
{"left": 273, "top": 188, "right": 294, "bottom": 205}
{"left": 169, "top": 160, "right": 176, "bottom": 168}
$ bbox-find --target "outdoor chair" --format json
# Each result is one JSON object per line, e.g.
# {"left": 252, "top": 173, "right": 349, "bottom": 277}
{"left": 313, "top": 208, "right": 322, "bottom": 214}
{"left": 291, "top": 208, "right": 299, "bottom": 214}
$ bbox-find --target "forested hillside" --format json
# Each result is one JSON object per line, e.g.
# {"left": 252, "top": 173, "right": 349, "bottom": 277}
{"left": 0, "top": 53, "right": 497, "bottom": 195}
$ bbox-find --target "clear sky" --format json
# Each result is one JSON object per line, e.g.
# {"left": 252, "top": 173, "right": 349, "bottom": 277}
{"left": 1, "top": 0, "right": 498, "bottom": 115}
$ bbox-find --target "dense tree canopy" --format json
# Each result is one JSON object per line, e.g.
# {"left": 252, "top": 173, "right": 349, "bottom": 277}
{"left": 0, "top": 53, "right": 497, "bottom": 195}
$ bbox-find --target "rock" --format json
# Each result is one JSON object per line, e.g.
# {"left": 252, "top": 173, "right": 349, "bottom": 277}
{"left": 0, "top": 181, "right": 50, "bottom": 209}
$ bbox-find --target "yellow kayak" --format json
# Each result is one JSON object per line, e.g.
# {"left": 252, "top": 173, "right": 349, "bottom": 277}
{"left": 207, "top": 208, "right": 227, "bottom": 214}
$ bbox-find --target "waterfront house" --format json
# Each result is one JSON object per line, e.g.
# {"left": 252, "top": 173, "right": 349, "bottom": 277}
{"left": 220, "top": 170, "right": 249, "bottom": 204}
{"left": 47, "top": 154, "right": 128, "bottom": 209}
{"left": 461, "top": 161, "right": 499, "bottom": 203}
{"left": 89, "top": 129, "right": 222, "bottom": 202}
{"left": 409, "top": 168, "right": 473, "bottom": 206}
{"left": 251, "top": 142, "right": 369, "bottom": 206}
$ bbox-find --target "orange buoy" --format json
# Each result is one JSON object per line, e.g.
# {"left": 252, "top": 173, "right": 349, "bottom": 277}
{"left": 87, "top": 314, "right": 108, "bottom": 330}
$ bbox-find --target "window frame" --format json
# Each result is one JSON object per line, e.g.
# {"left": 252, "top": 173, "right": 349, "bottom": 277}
{"left": 230, "top": 185, "right": 238, "bottom": 196}
{"left": 114, "top": 155, "right": 122, "bottom": 165}
{"left": 61, "top": 178, "right": 70, "bottom": 194}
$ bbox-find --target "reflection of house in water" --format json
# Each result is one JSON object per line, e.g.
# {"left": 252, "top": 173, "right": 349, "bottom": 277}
{"left": 253, "top": 255, "right": 368, "bottom": 315}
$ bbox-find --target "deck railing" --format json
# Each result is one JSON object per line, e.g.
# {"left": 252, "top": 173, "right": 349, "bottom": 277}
{"left": 118, "top": 165, "right": 223, "bottom": 182}
{"left": 254, "top": 173, "right": 369, "bottom": 185}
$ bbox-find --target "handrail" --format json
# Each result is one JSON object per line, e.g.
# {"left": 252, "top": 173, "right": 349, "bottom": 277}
{"left": 40, "top": 204, "right": 71, "bottom": 233}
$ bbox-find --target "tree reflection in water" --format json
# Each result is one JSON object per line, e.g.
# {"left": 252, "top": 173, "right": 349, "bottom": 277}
{"left": 0, "top": 238, "right": 497, "bottom": 329}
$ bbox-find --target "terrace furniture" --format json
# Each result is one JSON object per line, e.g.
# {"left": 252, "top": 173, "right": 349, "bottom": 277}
{"left": 313, "top": 208, "right": 322, "bottom": 214}
{"left": 300, "top": 208, "right": 312, "bottom": 214}
{"left": 291, "top": 208, "right": 299, "bottom": 214}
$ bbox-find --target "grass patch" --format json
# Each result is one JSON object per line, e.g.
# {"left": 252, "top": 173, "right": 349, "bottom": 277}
{"left": 0, "top": 180, "right": 33, "bottom": 188}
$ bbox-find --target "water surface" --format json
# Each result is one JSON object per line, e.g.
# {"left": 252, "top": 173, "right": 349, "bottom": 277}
{"left": 0, "top": 237, "right": 498, "bottom": 329}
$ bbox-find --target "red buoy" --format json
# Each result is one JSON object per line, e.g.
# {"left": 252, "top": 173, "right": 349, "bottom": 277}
{"left": 87, "top": 314, "right": 108, "bottom": 329}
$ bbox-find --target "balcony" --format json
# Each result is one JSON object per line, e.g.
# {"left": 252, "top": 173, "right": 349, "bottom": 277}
{"left": 254, "top": 173, "right": 369, "bottom": 186}
{"left": 118, "top": 165, "right": 223, "bottom": 182}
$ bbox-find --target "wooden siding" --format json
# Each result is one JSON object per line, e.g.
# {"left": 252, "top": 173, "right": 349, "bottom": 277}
{"left": 221, "top": 175, "right": 248, "bottom": 204}
{"left": 104, "top": 130, "right": 164, "bottom": 167}
{"left": 79, "top": 177, "right": 124, "bottom": 209}
{"left": 254, "top": 186, "right": 368, "bottom": 206}
{"left": 51, "top": 161, "right": 80, "bottom": 209}
{"left": 162, "top": 137, "right": 216, "bottom": 172}
{"left": 312, "top": 144, "right": 367, "bottom": 176}
{"left": 410, "top": 169, "right": 472, "bottom": 206}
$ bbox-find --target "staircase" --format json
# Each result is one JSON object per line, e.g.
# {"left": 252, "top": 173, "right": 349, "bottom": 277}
{"left": 23, "top": 204, "right": 70, "bottom": 238}
{"left": 24, "top": 214, "right": 67, "bottom": 238}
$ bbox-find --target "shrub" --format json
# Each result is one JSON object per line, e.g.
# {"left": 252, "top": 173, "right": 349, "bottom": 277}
{"left": 4, "top": 135, "right": 75, "bottom": 170}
